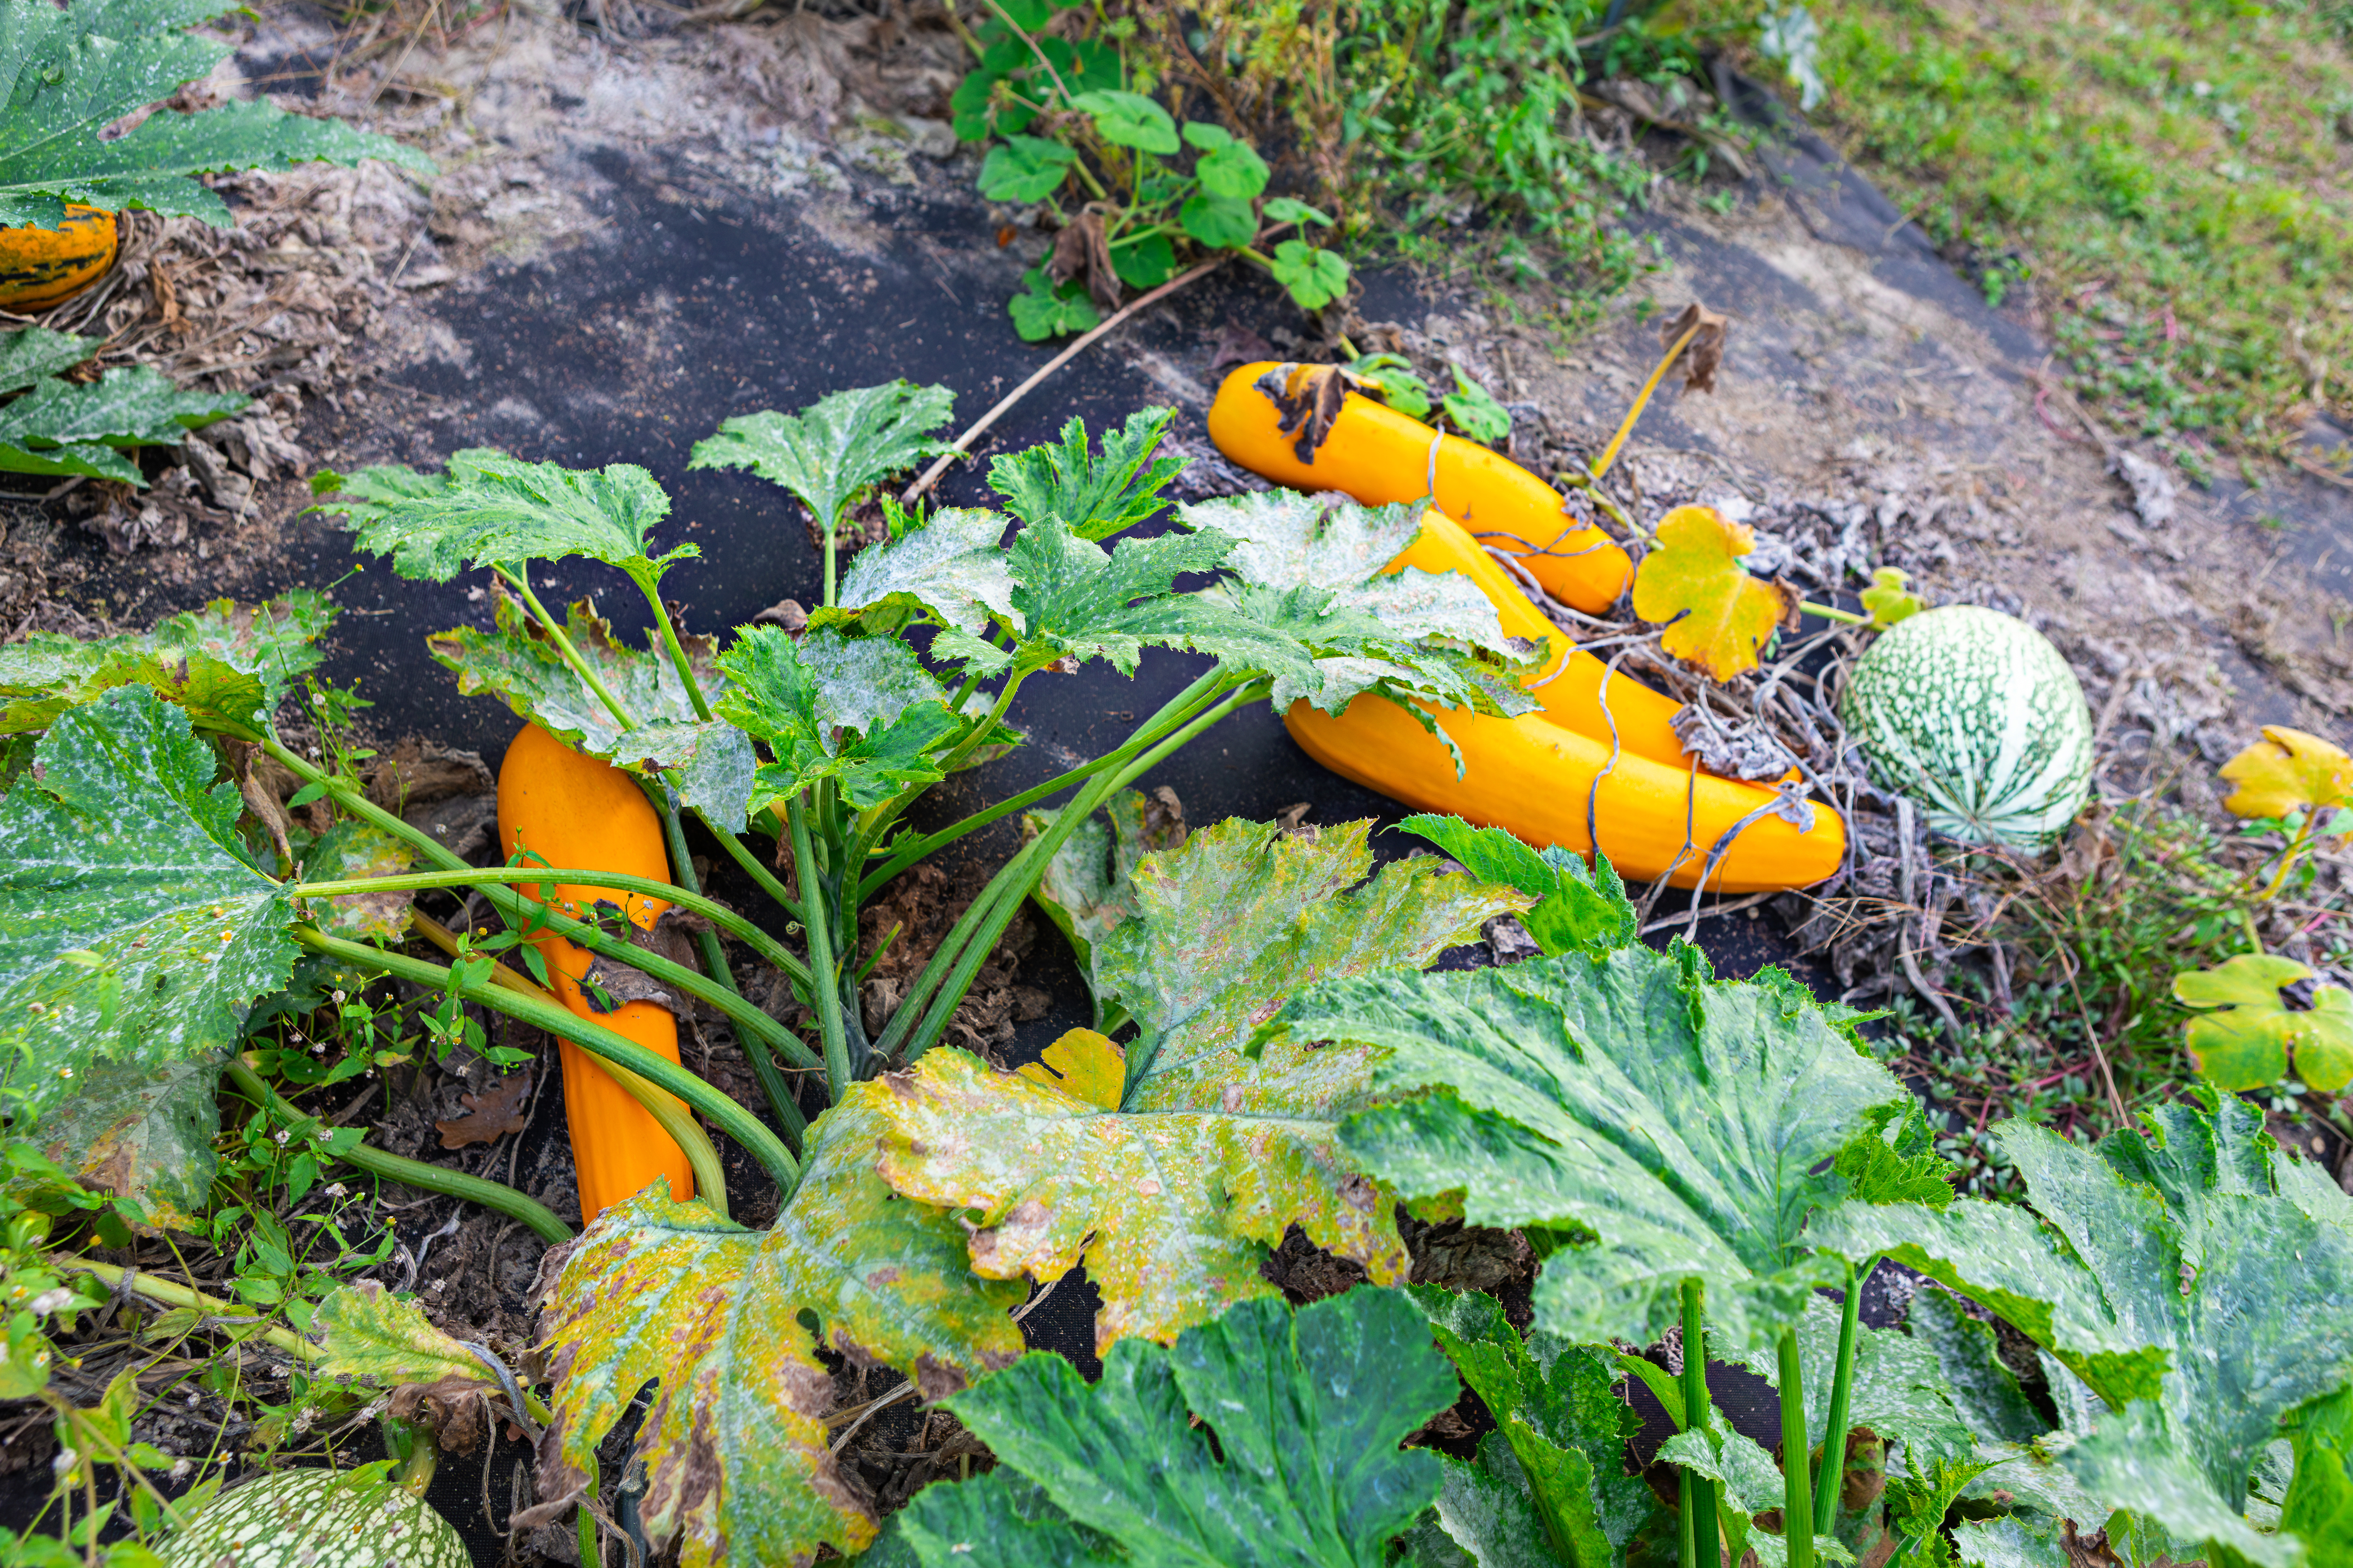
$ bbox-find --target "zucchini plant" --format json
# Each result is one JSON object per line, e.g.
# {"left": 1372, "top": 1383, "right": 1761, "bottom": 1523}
{"left": 3, "top": 380, "right": 2348, "bottom": 1568}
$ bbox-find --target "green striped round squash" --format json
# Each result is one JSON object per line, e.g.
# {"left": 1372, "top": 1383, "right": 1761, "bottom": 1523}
{"left": 163, "top": 1462, "right": 468, "bottom": 1568}
{"left": 1840, "top": 604, "right": 2093, "bottom": 849}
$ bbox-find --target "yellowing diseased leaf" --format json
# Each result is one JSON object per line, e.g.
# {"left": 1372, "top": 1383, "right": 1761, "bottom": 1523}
{"left": 1860, "top": 566, "right": 1925, "bottom": 629}
{"left": 312, "top": 1281, "right": 493, "bottom": 1393}
{"left": 304, "top": 819, "right": 416, "bottom": 942}
{"left": 1629, "top": 506, "right": 1795, "bottom": 682}
{"left": 2173, "top": 953, "right": 2353, "bottom": 1094}
{"left": 877, "top": 1047, "right": 1405, "bottom": 1358}
{"left": 1014, "top": 1028, "right": 1124, "bottom": 1109}
{"left": 537, "top": 1089, "right": 1024, "bottom": 1568}
{"left": 2219, "top": 726, "right": 2353, "bottom": 821}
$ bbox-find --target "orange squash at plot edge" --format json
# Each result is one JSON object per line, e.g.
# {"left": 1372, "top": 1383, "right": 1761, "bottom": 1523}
{"left": 0, "top": 207, "right": 118, "bottom": 314}
{"left": 1209, "top": 361, "right": 1633, "bottom": 615}
{"left": 496, "top": 722, "right": 694, "bottom": 1223}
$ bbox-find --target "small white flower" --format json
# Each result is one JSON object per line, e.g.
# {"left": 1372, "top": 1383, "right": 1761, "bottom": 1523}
{"left": 168, "top": 1458, "right": 192, "bottom": 1482}
{"left": 322, "top": 1182, "right": 348, "bottom": 1198}
{"left": 27, "top": 1288, "right": 73, "bottom": 1317}
{"left": 272, "top": 1129, "right": 290, "bottom": 1146}
{"left": 50, "top": 1448, "right": 76, "bottom": 1478}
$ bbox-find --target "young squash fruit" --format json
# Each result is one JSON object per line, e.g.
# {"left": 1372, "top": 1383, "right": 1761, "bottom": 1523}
{"left": 1207, "top": 360, "right": 1634, "bottom": 614}
{"left": 1839, "top": 604, "right": 2094, "bottom": 850}
{"left": 0, "top": 207, "right": 118, "bottom": 313}
{"left": 497, "top": 721, "right": 695, "bottom": 1222}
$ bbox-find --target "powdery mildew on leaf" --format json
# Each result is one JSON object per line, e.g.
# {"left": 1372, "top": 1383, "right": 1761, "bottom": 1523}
{"left": 0, "top": 686, "right": 295, "bottom": 1125}
{"left": 320, "top": 449, "right": 687, "bottom": 584}
{"left": 987, "top": 408, "right": 1184, "bottom": 540}
{"left": 0, "top": 589, "right": 334, "bottom": 735}
{"left": 0, "top": 0, "right": 432, "bottom": 230}
{"left": 827, "top": 506, "right": 1021, "bottom": 641}
{"left": 1275, "top": 942, "right": 1910, "bottom": 1352}
{"left": 39, "top": 1051, "right": 223, "bottom": 1233}
{"left": 1813, "top": 1093, "right": 2353, "bottom": 1566}
{"left": 303, "top": 818, "right": 416, "bottom": 942}
{"left": 537, "top": 1089, "right": 1023, "bottom": 1568}
{"left": 715, "top": 626, "right": 957, "bottom": 809}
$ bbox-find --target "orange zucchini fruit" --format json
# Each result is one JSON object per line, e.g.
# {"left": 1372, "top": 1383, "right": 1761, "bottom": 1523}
{"left": 496, "top": 722, "right": 695, "bottom": 1222}
{"left": 1209, "top": 361, "right": 1634, "bottom": 615}
{"left": 1286, "top": 694, "right": 1845, "bottom": 892}
{"left": 0, "top": 207, "right": 118, "bottom": 313}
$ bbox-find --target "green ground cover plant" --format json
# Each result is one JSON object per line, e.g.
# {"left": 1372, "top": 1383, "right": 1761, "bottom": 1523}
{"left": 1707, "top": 0, "right": 2353, "bottom": 453}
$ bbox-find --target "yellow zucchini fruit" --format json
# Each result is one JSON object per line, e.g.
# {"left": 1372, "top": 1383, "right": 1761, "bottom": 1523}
{"left": 1208, "top": 361, "right": 1633, "bottom": 614}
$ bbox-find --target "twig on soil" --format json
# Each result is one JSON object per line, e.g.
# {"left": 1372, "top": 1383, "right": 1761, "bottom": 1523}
{"left": 902, "top": 254, "right": 1232, "bottom": 505}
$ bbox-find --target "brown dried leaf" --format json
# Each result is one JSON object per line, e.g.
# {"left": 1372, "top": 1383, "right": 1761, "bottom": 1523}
{"left": 1049, "top": 208, "right": 1122, "bottom": 314}
{"left": 435, "top": 1070, "right": 534, "bottom": 1149}
{"left": 1660, "top": 301, "right": 1729, "bottom": 394}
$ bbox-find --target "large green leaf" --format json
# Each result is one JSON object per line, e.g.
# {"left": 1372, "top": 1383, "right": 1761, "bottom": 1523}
{"left": 1103, "top": 817, "right": 1527, "bottom": 1111}
{"left": 895, "top": 1288, "right": 1456, "bottom": 1568}
{"left": 1176, "top": 490, "right": 1541, "bottom": 720}
{"left": 1394, "top": 814, "right": 1635, "bottom": 960}
{"left": 0, "top": 0, "right": 432, "bottom": 230}
{"left": 1813, "top": 1093, "right": 2353, "bottom": 1566}
{"left": 313, "top": 449, "right": 688, "bottom": 588}
{"left": 0, "top": 364, "right": 248, "bottom": 485}
{"left": 688, "top": 381, "right": 954, "bottom": 530}
{"left": 985, "top": 408, "right": 1184, "bottom": 541}
{"left": 1409, "top": 1286, "right": 1663, "bottom": 1567}
{"left": 828, "top": 505, "right": 1018, "bottom": 631}
{"left": 0, "top": 589, "right": 334, "bottom": 735}
{"left": 876, "top": 817, "right": 1520, "bottom": 1353}
{"left": 713, "top": 625, "right": 956, "bottom": 810}
{"left": 1265, "top": 945, "right": 1911, "bottom": 1352}
{"left": 1657, "top": 1411, "right": 1842, "bottom": 1568}
{"left": 428, "top": 590, "right": 756, "bottom": 825}
{"left": 0, "top": 327, "right": 99, "bottom": 393}
{"left": 1001, "top": 517, "right": 1309, "bottom": 681}
{"left": 537, "top": 1089, "right": 1025, "bottom": 1567}
{"left": 0, "top": 686, "right": 295, "bottom": 1125}
{"left": 1905, "top": 1286, "right": 2046, "bottom": 1446}
{"left": 2281, "top": 1385, "right": 2353, "bottom": 1563}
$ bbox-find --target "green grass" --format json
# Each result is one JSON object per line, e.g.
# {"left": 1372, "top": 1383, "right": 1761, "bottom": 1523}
{"left": 1740, "top": 0, "right": 2353, "bottom": 453}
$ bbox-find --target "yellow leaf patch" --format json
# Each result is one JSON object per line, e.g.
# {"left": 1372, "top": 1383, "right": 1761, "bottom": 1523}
{"left": 2218, "top": 726, "right": 2353, "bottom": 821}
{"left": 1629, "top": 505, "right": 1795, "bottom": 682}
{"left": 1015, "top": 1028, "right": 1126, "bottom": 1109}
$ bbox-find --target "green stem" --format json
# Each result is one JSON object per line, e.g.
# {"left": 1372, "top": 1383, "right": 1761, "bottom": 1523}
{"left": 786, "top": 796, "right": 850, "bottom": 1099}
{"left": 1798, "top": 599, "right": 1869, "bottom": 627}
{"left": 64, "top": 1257, "right": 317, "bottom": 1360}
{"left": 859, "top": 666, "right": 1234, "bottom": 900}
{"left": 499, "top": 566, "right": 637, "bottom": 733}
{"left": 633, "top": 574, "right": 716, "bottom": 724}
{"left": 656, "top": 792, "right": 807, "bottom": 1148}
{"left": 934, "top": 669, "right": 1031, "bottom": 778}
{"left": 222, "top": 1059, "right": 574, "bottom": 1242}
{"left": 294, "top": 928, "right": 799, "bottom": 1192}
{"left": 892, "top": 679, "right": 1262, "bottom": 1070}
{"left": 701, "top": 808, "right": 810, "bottom": 924}
{"left": 290, "top": 867, "right": 819, "bottom": 1070}
{"left": 2258, "top": 814, "right": 2317, "bottom": 903}
{"left": 1679, "top": 1279, "right": 1714, "bottom": 1568}
{"left": 1779, "top": 1325, "right": 1816, "bottom": 1568}
{"left": 1815, "top": 1260, "right": 1862, "bottom": 1536}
